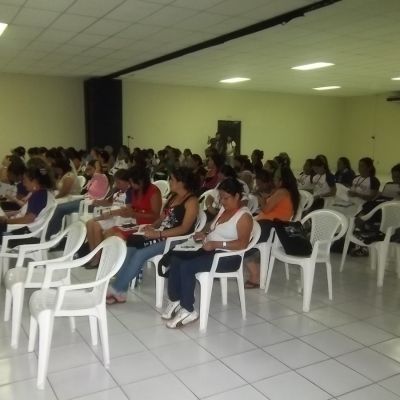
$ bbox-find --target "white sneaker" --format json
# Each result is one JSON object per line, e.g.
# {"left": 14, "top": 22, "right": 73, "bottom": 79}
{"left": 166, "top": 308, "right": 199, "bottom": 329}
{"left": 161, "top": 300, "right": 181, "bottom": 320}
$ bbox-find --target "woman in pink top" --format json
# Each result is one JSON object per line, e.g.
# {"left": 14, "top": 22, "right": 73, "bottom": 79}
{"left": 84, "top": 160, "right": 109, "bottom": 200}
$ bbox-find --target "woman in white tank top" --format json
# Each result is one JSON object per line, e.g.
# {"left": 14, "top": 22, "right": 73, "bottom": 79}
{"left": 161, "top": 178, "right": 254, "bottom": 329}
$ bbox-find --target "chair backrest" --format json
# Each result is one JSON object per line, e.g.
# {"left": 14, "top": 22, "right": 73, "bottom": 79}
{"left": 92, "top": 237, "right": 127, "bottom": 304}
{"left": 29, "top": 203, "right": 58, "bottom": 242}
{"left": 246, "top": 194, "right": 259, "bottom": 214}
{"left": 153, "top": 180, "right": 170, "bottom": 198}
{"left": 199, "top": 189, "right": 218, "bottom": 210}
{"left": 77, "top": 175, "right": 86, "bottom": 190}
{"left": 302, "top": 209, "right": 348, "bottom": 256}
{"left": 62, "top": 222, "right": 87, "bottom": 258}
{"left": 195, "top": 210, "right": 207, "bottom": 232}
{"left": 246, "top": 220, "right": 262, "bottom": 251}
{"left": 293, "top": 190, "right": 314, "bottom": 221}
{"left": 379, "top": 201, "right": 400, "bottom": 234}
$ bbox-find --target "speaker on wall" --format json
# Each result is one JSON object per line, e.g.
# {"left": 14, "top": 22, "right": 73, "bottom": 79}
{"left": 84, "top": 78, "right": 122, "bottom": 151}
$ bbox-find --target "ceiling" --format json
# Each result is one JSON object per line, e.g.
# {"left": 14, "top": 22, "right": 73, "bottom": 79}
{"left": 0, "top": 0, "right": 400, "bottom": 96}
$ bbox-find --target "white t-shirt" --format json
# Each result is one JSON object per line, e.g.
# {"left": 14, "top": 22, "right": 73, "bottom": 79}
{"left": 226, "top": 141, "right": 236, "bottom": 156}
{"left": 351, "top": 176, "right": 380, "bottom": 196}
{"left": 312, "top": 172, "right": 335, "bottom": 197}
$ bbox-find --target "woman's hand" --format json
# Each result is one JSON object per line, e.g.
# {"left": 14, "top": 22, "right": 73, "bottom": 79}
{"left": 202, "top": 241, "right": 216, "bottom": 251}
{"left": 193, "top": 232, "right": 206, "bottom": 242}
{"left": 143, "top": 226, "right": 160, "bottom": 239}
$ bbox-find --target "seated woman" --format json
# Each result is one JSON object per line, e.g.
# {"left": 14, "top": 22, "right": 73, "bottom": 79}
{"left": 335, "top": 157, "right": 355, "bottom": 188}
{"left": 244, "top": 167, "right": 299, "bottom": 288}
{"left": 53, "top": 158, "right": 81, "bottom": 199}
{"left": 110, "top": 167, "right": 162, "bottom": 241}
{"left": 251, "top": 149, "right": 264, "bottom": 173}
{"left": 310, "top": 156, "right": 336, "bottom": 210}
{"left": 161, "top": 178, "right": 253, "bottom": 328}
{"left": 1, "top": 158, "right": 28, "bottom": 212}
{"left": 85, "top": 169, "right": 132, "bottom": 269}
{"left": 189, "top": 154, "right": 207, "bottom": 189}
{"left": 297, "top": 158, "right": 314, "bottom": 191}
{"left": 0, "top": 161, "right": 55, "bottom": 243}
{"left": 106, "top": 167, "right": 200, "bottom": 304}
{"left": 203, "top": 165, "right": 249, "bottom": 220}
{"left": 46, "top": 159, "right": 110, "bottom": 239}
{"left": 348, "top": 157, "right": 380, "bottom": 202}
{"left": 201, "top": 154, "right": 225, "bottom": 192}
{"left": 380, "top": 164, "right": 400, "bottom": 199}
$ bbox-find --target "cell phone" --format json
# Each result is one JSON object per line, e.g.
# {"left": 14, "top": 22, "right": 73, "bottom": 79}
{"left": 122, "top": 223, "right": 135, "bottom": 228}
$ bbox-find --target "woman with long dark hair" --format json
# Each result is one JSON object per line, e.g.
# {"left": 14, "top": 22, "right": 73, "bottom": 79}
{"left": 335, "top": 157, "right": 355, "bottom": 187}
{"left": 349, "top": 157, "right": 380, "bottom": 201}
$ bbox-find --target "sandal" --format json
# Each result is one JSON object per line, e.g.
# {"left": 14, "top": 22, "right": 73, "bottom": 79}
{"left": 244, "top": 280, "right": 260, "bottom": 289}
{"left": 106, "top": 295, "right": 127, "bottom": 305}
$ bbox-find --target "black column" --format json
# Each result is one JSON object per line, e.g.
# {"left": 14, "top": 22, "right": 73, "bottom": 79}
{"left": 84, "top": 78, "right": 122, "bottom": 151}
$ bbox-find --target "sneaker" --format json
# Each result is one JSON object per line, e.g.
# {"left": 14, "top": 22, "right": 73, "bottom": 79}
{"left": 166, "top": 308, "right": 199, "bottom": 329}
{"left": 161, "top": 300, "right": 181, "bottom": 320}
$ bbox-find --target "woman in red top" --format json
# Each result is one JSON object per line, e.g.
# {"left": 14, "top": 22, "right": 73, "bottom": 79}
{"left": 108, "top": 167, "right": 162, "bottom": 240}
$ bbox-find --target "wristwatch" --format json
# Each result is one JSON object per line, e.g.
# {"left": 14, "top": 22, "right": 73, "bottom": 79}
{"left": 222, "top": 241, "right": 227, "bottom": 248}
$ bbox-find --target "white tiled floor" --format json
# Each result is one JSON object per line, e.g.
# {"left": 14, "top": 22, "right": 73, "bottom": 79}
{"left": 2, "top": 254, "right": 400, "bottom": 399}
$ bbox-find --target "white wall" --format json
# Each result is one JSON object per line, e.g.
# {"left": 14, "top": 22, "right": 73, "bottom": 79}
{"left": 0, "top": 73, "right": 85, "bottom": 159}
{"left": 123, "top": 81, "right": 345, "bottom": 171}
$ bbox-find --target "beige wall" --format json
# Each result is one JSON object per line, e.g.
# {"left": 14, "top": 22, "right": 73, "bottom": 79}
{"left": 0, "top": 73, "right": 85, "bottom": 159}
{"left": 343, "top": 94, "right": 400, "bottom": 176}
{"left": 123, "top": 81, "right": 344, "bottom": 171}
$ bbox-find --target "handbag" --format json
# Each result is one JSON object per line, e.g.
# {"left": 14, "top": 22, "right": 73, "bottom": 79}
{"left": 273, "top": 220, "right": 312, "bottom": 256}
{"left": 126, "top": 234, "right": 162, "bottom": 249}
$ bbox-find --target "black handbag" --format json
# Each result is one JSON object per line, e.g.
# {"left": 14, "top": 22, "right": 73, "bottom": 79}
{"left": 126, "top": 234, "right": 162, "bottom": 249}
{"left": 273, "top": 220, "right": 312, "bottom": 256}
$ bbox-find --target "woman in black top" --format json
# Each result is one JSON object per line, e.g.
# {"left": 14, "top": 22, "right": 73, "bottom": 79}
{"left": 107, "top": 167, "right": 200, "bottom": 304}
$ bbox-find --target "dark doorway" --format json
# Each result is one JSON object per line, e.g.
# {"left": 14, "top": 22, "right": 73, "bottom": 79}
{"left": 217, "top": 120, "right": 241, "bottom": 155}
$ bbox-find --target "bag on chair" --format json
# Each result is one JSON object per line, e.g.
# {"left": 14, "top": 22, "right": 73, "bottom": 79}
{"left": 273, "top": 220, "right": 312, "bottom": 256}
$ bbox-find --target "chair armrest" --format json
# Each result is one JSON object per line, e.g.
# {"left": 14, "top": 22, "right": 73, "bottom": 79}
{"left": 6, "top": 223, "right": 28, "bottom": 232}
{"left": 164, "top": 234, "right": 191, "bottom": 252}
{"left": 209, "top": 249, "right": 246, "bottom": 275}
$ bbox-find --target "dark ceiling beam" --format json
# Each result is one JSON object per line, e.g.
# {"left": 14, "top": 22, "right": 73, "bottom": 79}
{"left": 102, "top": 0, "right": 342, "bottom": 80}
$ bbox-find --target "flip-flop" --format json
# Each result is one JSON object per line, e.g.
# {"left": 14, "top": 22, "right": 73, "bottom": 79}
{"left": 106, "top": 295, "right": 127, "bottom": 305}
{"left": 244, "top": 280, "right": 260, "bottom": 289}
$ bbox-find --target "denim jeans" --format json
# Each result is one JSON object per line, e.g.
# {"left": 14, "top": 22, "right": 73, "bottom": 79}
{"left": 46, "top": 199, "right": 81, "bottom": 239}
{"left": 111, "top": 240, "right": 166, "bottom": 294}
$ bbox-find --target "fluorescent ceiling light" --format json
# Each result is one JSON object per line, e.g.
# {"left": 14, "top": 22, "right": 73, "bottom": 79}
{"left": 0, "top": 22, "right": 7, "bottom": 36}
{"left": 391, "top": 77, "right": 400, "bottom": 81}
{"left": 313, "top": 86, "right": 341, "bottom": 91}
{"left": 292, "top": 62, "right": 334, "bottom": 71}
{"left": 220, "top": 77, "right": 250, "bottom": 83}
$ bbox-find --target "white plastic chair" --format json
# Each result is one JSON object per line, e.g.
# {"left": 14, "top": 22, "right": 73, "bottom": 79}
{"left": 27, "top": 236, "right": 127, "bottom": 389}
{"left": 196, "top": 221, "right": 261, "bottom": 331}
{"left": 294, "top": 190, "right": 314, "bottom": 221}
{"left": 265, "top": 209, "right": 348, "bottom": 312}
{"left": 335, "top": 183, "right": 350, "bottom": 201}
{"left": 3, "top": 222, "right": 86, "bottom": 348}
{"left": 0, "top": 204, "right": 57, "bottom": 285}
{"left": 246, "top": 193, "right": 259, "bottom": 214}
{"left": 199, "top": 189, "right": 218, "bottom": 211}
{"left": 340, "top": 201, "right": 400, "bottom": 287}
{"left": 149, "top": 210, "right": 208, "bottom": 308}
{"left": 153, "top": 180, "right": 170, "bottom": 198}
{"left": 76, "top": 175, "right": 86, "bottom": 190}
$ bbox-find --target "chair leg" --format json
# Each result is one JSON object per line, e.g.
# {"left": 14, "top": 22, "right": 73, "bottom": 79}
{"left": 237, "top": 272, "right": 246, "bottom": 320}
{"left": 10, "top": 283, "right": 24, "bottom": 349}
{"left": 199, "top": 278, "right": 212, "bottom": 331}
{"left": 285, "top": 263, "right": 290, "bottom": 280}
{"left": 97, "top": 306, "right": 110, "bottom": 368}
{"left": 370, "top": 247, "right": 377, "bottom": 271}
{"left": 220, "top": 277, "right": 228, "bottom": 306}
{"left": 340, "top": 236, "right": 351, "bottom": 272}
{"left": 69, "top": 317, "right": 76, "bottom": 333}
{"left": 264, "top": 255, "right": 275, "bottom": 294}
{"left": 325, "top": 262, "right": 333, "bottom": 300}
{"left": 377, "top": 243, "right": 389, "bottom": 288}
{"left": 28, "top": 316, "right": 38, "bottom": 352}
{"left": 4, "top": 288, "right": 12, "bottom": 322}
{"left": 37, "top": 311, "right": 54, "bottom": 390}
{"left": 89, "top": 315, "right": 98, "bottom": 346}
{"left": 396, "top": 246, "right": 400, "bottom": 279}
{"left": 155, "top": 273, "right": 165, "bottom": 309}
{"left": 301, "top": 262, "right": 316, "bottom": 312}
{"left": 259, "top": 244, "right": 267, "bottom": 289}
